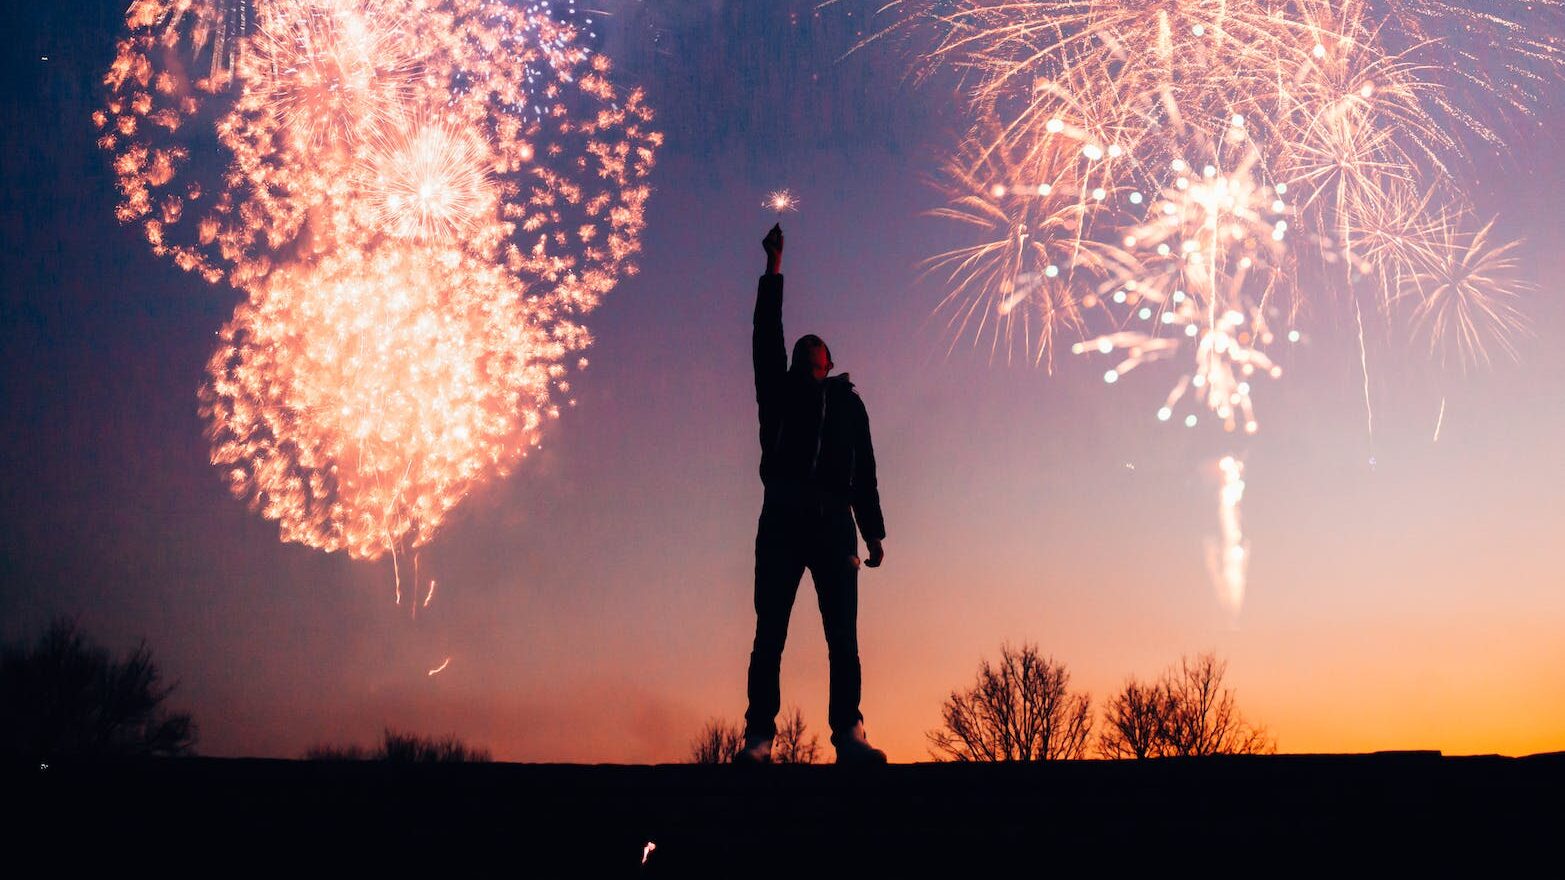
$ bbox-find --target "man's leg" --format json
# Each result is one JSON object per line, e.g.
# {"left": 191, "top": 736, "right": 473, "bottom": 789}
{"left": 810, "top": 552, "right": 863, "bottom": 740}
{"left": 744, "top": 526, "right": 805, "bottom": 741}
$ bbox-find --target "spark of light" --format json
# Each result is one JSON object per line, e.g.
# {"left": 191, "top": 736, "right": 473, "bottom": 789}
{"left": 427, "top": 657, "right": 451, "bottom": 676}
{"left": 642, "top": 841, "right": 656, "bottom": 865}
{"left": 1433, "top": 395, "right": 1446, "bottom": 443}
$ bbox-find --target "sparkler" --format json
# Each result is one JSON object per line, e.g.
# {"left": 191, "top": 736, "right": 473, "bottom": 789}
{"left": 860, "top": 0, "right": 1554, "bottom": 612}
{"left": 765, "top": 189, "right": 798, "bottom": 216}
{"left": 102, "top": 1, "right": 660, "bottom": 578}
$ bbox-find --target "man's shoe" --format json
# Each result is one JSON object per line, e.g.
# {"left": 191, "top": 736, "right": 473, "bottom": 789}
{"left": 734, "top": 735, "right": 773, "bottom": 765}
{"left": 833, "top": 722, "right": 888, "bottom": 765}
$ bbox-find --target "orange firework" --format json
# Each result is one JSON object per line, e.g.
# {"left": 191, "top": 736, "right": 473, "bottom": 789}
{"left": 201, "top": 242, "right": 564, "bottom": 559}
{"left": 102, "top": 0, "right": 660, "bottom": 568}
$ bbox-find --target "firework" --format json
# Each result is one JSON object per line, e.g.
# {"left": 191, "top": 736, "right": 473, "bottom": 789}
{"left": 924, "top": 116, "right": 1122, "bottom": 367}
{"left": 1071, "top": 151, "right": 1287, "bottom": 433}
{"left": 122, "top": 0, "right": 251, "bottom": 90}
{"left": 884, "top": 0, "right": 1551, "bottom": 376}
{"left": 861, "top": 0, "right": 1555, "bottom": 612}
{"left": 1401, "top": 216, "right": 1532, "bottom": 370}
{"left": 360, "top": 118, "right": 499, "bottom": 243}
{"left": 103, "top": 1, "right": 660, "bottom": 567}
{"left": 201, "top": 241, "right": 564, "bottom": 560}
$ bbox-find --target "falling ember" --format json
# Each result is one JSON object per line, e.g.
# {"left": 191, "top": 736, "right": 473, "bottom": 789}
{"left": 641, "top": 841, "right": 656, "bottom": 865}
{"left": 102, "top": 1, "right": 661, "bottom": 577}
{"left": 427, "top": 657, "right": 451, "bottom": 676}
{"left": 764, "top": 189, "right": 798, "bottom": 215}
{"left": 1206, "top": 456, "right": 1248, "bottom": 616}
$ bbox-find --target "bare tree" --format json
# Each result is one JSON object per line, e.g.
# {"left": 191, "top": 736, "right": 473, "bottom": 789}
{"left": 927, "top": 643, "right": 1092, "bottom": 761}
{"left": 1160, "top": 652, "right": 1274, "bottom": 756}
{"left": 773, "top": 707, "right": 820, "bottom": 764}
{"left": 0, "top": 617, "right": 196, "bottom": 759}
{"left": 688, "top": 717, "right": 744, "bottom": 764}
{"left": 1099, "top": 653, "right": 1274, "bottom": 758}
{"left": 1098, "top": 676, "right": 1173, "bottom": 759}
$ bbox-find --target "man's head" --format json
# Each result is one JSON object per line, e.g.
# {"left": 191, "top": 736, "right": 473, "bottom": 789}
{"left": 791, "top": 334, "right": 833, "bottom": 383}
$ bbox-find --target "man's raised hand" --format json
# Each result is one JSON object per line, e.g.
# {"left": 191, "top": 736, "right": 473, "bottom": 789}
{"left": 763, "top": 223, "right": 784, "bottom": 275}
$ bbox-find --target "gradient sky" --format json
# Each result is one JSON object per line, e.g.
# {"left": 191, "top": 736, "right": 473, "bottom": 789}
{"left": 3, "top": 1, "right": 1563, "bottom": 763}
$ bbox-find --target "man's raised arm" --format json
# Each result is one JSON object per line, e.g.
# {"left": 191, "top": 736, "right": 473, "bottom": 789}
{"left": 753, "top": 224, "right": 787, "bottom": 433}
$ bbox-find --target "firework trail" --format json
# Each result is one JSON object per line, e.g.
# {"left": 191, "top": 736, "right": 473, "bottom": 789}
{"left": 100, "top": 0, "right": 660, "bottom": 570}
{"left": 856, "top": 0, "right": 1556, "bottom": 611}
{"left": 1206, "top": 455, "right": 1249, "bottom": 615}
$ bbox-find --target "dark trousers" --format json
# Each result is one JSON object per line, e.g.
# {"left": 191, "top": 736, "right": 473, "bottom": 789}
{"left": 744, "top": 497, "right": 863, "bottom": 741}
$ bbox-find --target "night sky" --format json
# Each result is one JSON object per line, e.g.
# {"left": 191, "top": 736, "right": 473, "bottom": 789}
{"left": 3, "top": 1, "right": 1563, "bottom": 762}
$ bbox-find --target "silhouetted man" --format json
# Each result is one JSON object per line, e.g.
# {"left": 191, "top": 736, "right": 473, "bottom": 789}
{"left": 737, "top": 223, "right": 887, "bottom": 765}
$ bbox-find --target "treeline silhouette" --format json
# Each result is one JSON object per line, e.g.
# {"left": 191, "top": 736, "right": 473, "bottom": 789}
{"left": 0, "top": 617, "right": 196, "bottom": 760}
{"left": 304, "top": 729, "right": 492, "bottom": 763}
{"left": 689, "top": 647, "right": 1274, "bottom": 763}
{"left": 930, "top": 645, "right": 1274, "bottom": 761}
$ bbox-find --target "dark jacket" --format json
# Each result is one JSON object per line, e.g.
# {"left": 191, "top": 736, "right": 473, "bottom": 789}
{"left": 752, "top": 273, "right": 886, "bottom": 542}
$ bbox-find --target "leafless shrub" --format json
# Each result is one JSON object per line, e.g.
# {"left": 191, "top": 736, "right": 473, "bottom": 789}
{"left": 927, "top": 643, "right": 1092, "bottom": 761}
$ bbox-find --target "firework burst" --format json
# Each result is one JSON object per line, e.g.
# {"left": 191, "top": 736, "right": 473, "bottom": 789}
{"left": 101, "top": 0, "right": 660, "bottom": 568}
{"left": 858, "top": 0, "right": 1556, "bottom": 612}
{"left": 360, "top": 118, "right": 499, "bottom": 243}
{"left": 875, "top": 0, "right": 1552, "bottom": 376}
{"left": 1401, "top": 216, "right": 1532, "bottom": 370}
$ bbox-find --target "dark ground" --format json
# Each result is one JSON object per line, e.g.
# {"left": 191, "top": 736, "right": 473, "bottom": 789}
{"left": 9, "top": 752, "right": 1564, "bottom": 874}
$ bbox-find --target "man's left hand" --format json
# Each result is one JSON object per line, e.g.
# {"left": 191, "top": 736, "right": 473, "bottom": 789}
{"left": 865, "top": 539, "right": 884, "bottom": 568}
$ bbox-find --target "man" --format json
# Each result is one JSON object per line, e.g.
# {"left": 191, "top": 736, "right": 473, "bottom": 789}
{"left": 738, "top": 223, "right": 887, "bottom": 765}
